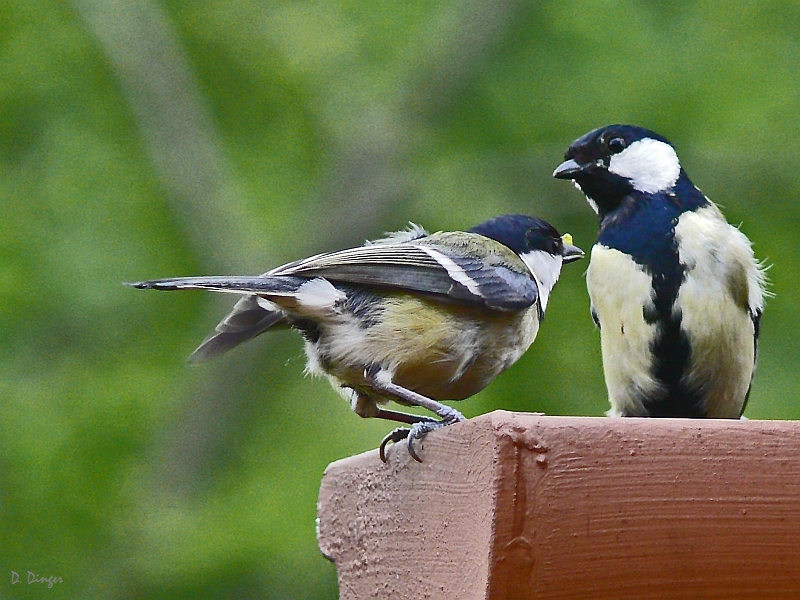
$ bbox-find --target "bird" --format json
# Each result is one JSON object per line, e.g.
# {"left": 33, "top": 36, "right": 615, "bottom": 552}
{"left": 553, "top": 124, "right": 767, "bottom": 418}
{"left": 128, "top": 214, "right": 584, "bottom": 461}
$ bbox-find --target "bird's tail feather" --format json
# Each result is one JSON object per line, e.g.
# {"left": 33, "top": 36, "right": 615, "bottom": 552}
{"left": 127, "top": 277, "right": 304, "bottom": 362}
{"left": 125, "top": 275, "right": 307, "bottom": 296}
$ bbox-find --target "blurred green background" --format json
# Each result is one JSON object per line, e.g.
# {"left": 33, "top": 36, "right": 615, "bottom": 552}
{"left": 2, "top": 0, "right": 799, "bottom": 597}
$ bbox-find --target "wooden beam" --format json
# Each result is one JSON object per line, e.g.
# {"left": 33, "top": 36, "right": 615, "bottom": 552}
{"left": 317, "top": 411, "right": 800, "bottom": 599}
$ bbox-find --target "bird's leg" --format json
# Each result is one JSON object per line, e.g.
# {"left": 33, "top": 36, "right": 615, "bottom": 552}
{"left": 374, "top": 408, "right": 438, "bottom": 425}
{"left": 373, "top": 409, "right": 440, "bottom": 463}
{"left": 350, "top": 387, "right": 438, "bottom": 461}
{"left": 363, "top": 366, "right": 466, "bottom": 462}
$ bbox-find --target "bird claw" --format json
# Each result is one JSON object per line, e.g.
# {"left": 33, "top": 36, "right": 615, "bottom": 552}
{"left": 379, "top": 425, "right": 425, "bottom": 463}
{"left": 380, "top": 428, "right": 410, "bottom": 462}
{"left": 379, "top": 412, "right": 466, "bottom": 463}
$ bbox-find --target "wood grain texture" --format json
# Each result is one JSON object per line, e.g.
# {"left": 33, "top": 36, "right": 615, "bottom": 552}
{"left": 317, "top": 412, "right": 800, "bottom": 599}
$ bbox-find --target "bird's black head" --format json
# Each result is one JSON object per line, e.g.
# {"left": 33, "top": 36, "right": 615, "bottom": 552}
{"left": 469, "top": 214, "right": 583, "bottom": 263}
{"left": 553, "top": 124, "right": 683, "bottom": 217}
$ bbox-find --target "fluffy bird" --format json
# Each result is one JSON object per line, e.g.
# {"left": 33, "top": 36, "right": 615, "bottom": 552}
{"left": 129, "top": 214, "right": 583, "bottom": 460}
{"left": 554, "top": 124, "right": 766, "bottom": 418}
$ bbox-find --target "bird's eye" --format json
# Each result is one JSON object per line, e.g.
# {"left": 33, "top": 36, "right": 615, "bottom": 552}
{"left": 607, "top": 137, "right": 625, "bottom": 153}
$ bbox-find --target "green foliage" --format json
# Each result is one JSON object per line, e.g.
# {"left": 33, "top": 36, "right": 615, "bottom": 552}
{"left": 2, "top": 0, "right": 799, "bottom": 597}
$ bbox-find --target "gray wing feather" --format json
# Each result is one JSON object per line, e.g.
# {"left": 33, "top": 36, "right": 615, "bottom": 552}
{"left": 270, "top": 244, "right": 538, "bottom": 311}
{"left": 130, "top": 238, "right": 540, "bottom": 364}
{"left": 189, "top": 295, "right": 287, "bottom": 363}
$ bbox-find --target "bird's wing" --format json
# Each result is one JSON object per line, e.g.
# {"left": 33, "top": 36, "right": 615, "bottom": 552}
{"left": 189, "top": 295, "right": 288, "bottom": 363}
{"left": 269, "top": 241, "right": 539, "bottom": 311}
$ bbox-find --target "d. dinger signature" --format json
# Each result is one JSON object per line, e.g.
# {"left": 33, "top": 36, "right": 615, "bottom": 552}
{"left": 11, "top": 571, "right": 63, "bottom": 588}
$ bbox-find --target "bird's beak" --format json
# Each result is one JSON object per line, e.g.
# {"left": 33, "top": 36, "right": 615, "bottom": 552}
{"left": 560, "top": 233, "right": 584, "bottom": 263}
{"left": 553, "top": 158, "right": 586, "bottom": 180}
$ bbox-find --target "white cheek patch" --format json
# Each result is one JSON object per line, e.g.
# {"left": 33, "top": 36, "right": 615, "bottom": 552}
{"left": 520, "top": 250, "right": 563, "bottom": 312}
{"left": 608, "top": 138, "right": 681, "bottom": 194}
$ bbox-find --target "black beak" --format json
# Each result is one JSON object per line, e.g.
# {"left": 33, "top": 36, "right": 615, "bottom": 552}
{"left": 562, "top": 243, "right": 584, "bottom": 263}
{"left": 552, "top": 158, "right": 586, "bottom": 180}
{"left": 559, "top": 234, "right": 584, "bottom": 263}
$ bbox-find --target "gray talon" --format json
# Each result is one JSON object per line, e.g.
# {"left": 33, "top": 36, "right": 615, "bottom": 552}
{"left": 404, "top": 416, "right": 464, "bottom": 462}
{"left": 380, "top": 428, "right": 410, "bottom": 462}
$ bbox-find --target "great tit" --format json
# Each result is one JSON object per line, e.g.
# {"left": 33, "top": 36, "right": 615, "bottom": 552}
{"left": 129, "top": 214, "right": 583, "bottom": 460}
{"left": 554, "top": 124, "right": 767, "bottom": 418}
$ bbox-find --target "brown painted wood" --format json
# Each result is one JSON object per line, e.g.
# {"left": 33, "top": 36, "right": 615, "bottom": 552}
{"left": 317, "top": 411, "right": 800, "bottom": 599}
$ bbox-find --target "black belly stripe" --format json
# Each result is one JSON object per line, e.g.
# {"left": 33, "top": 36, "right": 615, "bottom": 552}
{"left": 599, "top": 194, "right": 707, "bottom": 417}
{"left": 644, "top": 307, "right": 705, "bottom": 417}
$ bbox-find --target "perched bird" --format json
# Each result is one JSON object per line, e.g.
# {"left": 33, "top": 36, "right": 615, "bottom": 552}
{"left": 554, "top": 124, "right": 767, "bottom": 418}
{"left": 129, "top": 214, "right": 583, "bottom": 460}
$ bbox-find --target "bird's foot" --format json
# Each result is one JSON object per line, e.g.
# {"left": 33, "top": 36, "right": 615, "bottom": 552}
{"left": 379, "top": 410, "right": 466, "bottom": 463}
{"left": 379, "top": 427, "right": 410, "bottom": 462}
